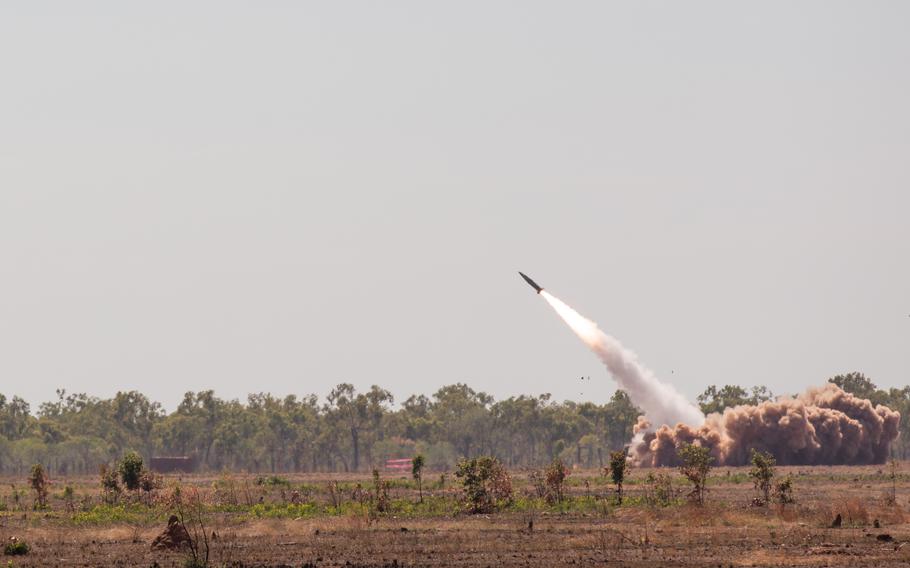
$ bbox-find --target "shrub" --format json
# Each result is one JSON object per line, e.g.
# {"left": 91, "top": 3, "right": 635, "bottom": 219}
{"left": 62, "top": 485, "right": 76, "bottom": 513}
{"left": 677, "top": 443, "right": 713, "bottom": 506}
{"left": 529, "top": 460, "right": 569, "bottom": 504}
{"left": 9, "top": 485, "right": 23, "bottom": 511}
{"left": 608, "top": 451, "right": 628, "bottom": 504}
{"left": 327, "top": 480, "right": 341, "bottom": 509}
{"left": 544, "top": 459, "right": 569, "bottom": 504}
{"left": 529, "top": 469, "right": 547, "bottom": 499}
{"left": 3, "top": 537, "right": 29, "bottom": 556}
{"left": 175, "top": 488, "right": 210, "bottom": 568}
{"left": 887, "top": 458, "right": 899, "bottom": 506}
{"left": 139, "top": 470, "right": 162, "bottom": 504}
{"left": 454, "top": 456, "right": 512, "bottom": 513}
{"left": 644, "top": 472, "right": 676, "bottom": 507}
{"left": 28, "top": 463, "right": 49, "bottom": 510}
{"left": 255, "top": 475, "right": 290, "bottom": 487}
{"left": 412, "top": 454, "right": 425, "bottom": 503}
{"left": 119, "top": 451, "right": 144, "bottom": 492}
{"left": 773, "top": 475, "right": 795, "bottom": 506}
{"left": 100, "top": 464, "right": 122, "bottom": 504}
{"left": 371, "top": 469, "right": 390, "bottom": 514}
{"left": 748, "top": 449, "right": 775, "bottom": 505}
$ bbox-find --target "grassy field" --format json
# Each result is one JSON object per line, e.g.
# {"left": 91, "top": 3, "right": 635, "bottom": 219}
{"left": 1, "top": 464, "right": 910, "bottom": 567}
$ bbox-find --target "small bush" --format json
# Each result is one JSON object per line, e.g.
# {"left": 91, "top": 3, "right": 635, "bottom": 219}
{"left": 3, "top": 538, "right": 29, "bottom": 556}
{"left": 371, "top": 469, "right": 390, "bottom": 515}
{"left": 529, "top": 460, "right": 569, "bottom": 504}
{"left": 119, "top": 451, "right": 144, "bottom": 492}
{"left": 412, "top": 455, "right": 425, "bottom": 503}
{"left": 678, "top": 443, "right": 713, "bottom": 506}
{"left": 455, "top": 456, "right": 512, "bottom": 514}
{"left": 528, "top": 469, "right": 547, "bottom": 499}
{"left": 62, "top": 485, "right": 76, "bottom": 513}
{"left": 748, "top": 449, "right": 775, "bottom": 505}
{"left": 644, "top": 472, "right": 676, "bottom": 507}
{"left": 255, "top": 475, "right": 290, "bottom": 487}
{"left": 608, "top": 451, "right": 628, "bottom": 504}
{"left": 887, "top": 458, "right": 899, "bottom": 506}
{"left": 544, "top": 459, "right": 569, "bottom": 504}
{"left": 100, "top": 464, "right": 122, "bottom": 504}
{"left": 28, "top": 464, "right": 49, "bottom": 510}
{"left": 139, "top": 470, "right": 162, "bottom": 504}
{"left": 773, "top": 475, "right": 795, "bottom": 506}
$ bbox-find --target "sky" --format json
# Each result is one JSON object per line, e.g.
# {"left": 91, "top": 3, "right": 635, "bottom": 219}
{"left": 1, "top": 2, "right": 908, "bottom": 412}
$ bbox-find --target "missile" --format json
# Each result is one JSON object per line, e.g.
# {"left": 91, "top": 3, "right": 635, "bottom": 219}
{"left": 518, "top": 271, "right": 543, "bottom": 294}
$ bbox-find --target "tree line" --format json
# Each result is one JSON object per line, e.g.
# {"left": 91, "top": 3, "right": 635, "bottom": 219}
{"left": 0, "top": 373, "right": 906, "bottom": 476}
{"left": 0, "top": 384, "right": 640, "bottom": 476}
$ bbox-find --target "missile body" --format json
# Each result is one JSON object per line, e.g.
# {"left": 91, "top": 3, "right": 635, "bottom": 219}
{"left": 518, "top": 271, "right": 543, "bottom": 294}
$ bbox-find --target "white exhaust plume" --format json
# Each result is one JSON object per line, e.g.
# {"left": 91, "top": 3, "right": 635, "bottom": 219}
{"left": 540, "top": 290, "right": 704, "bottom": 429}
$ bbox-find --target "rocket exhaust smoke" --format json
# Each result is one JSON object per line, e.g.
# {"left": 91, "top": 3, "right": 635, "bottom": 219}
{"left": 538, "top": 289, "right": 705, "bottom": 429}
{"left": 522, "top": 273, "right": 901, "bottom": 466}
{"left": 633, "top": 384, "right": 901, "bottom": 466}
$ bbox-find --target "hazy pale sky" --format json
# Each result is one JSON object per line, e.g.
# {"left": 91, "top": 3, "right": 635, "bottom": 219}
{"left": 2, "top": 2, "right": 908, "bottom": 411}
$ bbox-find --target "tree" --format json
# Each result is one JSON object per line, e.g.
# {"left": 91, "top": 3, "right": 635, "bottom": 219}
{"left": 412, "top": 454, "right": 425, "bottom": 503}
{"left": 697, "top": 385, "right": 773, "bottom": 415}
{"left": 678, "top": 444, "right": 713, "bottom": 505}
{"left": 608, "top": 450, "right": 628, "bottom": 504}
{"left": 603, "top": 390, "right": 641, "bottom": 451}
{"left": 748, "top": 449, "right": 775, "bottom": 505}
{"left": 110, "top": 391, "right": 163, "bottom": 458}
{"left": 325, "top": 384, "right": 392, "bottom": 471}
{"left": 828, "top": 372, "right": 885, "bottom": 405}
{"left": 0, "top": 396, "right": 35, "bottom": 440}
{"left": 431, "top": 384, "right": 493, "bottom": 459}
{"left": 172, "top": 390, "right": 224, "bottom": 469}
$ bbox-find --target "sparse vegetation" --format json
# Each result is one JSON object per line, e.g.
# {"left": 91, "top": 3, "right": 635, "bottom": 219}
{"left": 678, "top": 444, "right": 713, "bottom": 506}
{"left": 643, "top": 471, "right": 676, "bottom": 507}
{"left": 118, "top": 451, "right": 145, "bottom": 493}
{"left": 544, "top": 459, "right": 569, "bottom": 504}
{"left": 100, "top": 464, "right": 122, "bottom": 504}
{"left": 0, "top": 463, "right": 901, "bottom": 565}
{"left": 175, "top": 488, "right": 210, "bottom": 568}
{"left": 3, "top": 538, "right": 29, "bottom": 556}
{"left": 887, "top": 457, "right": 898, "bottom": 505}
{"left": 412, "top": 454, "right": 425, "bottom": 503}
{"left": 608, "top": 450, "right": 628, "bottom": 504}
{"left": 255, "top": 475, "right": 290, "bottom": 487}
{"left": 27, "top": 463, "right": 49, "bottom": 510}
{"left": 370, "top": 469, "right": 390, "bottom": 515}
{"left": 749, "top": 449, "right": 776, "bottom": 505}
{"left": 455, "top": 456, "right": 513, "bottom": 513}
{"left": 773, "top": 475, "right": 795, "bottom": 506}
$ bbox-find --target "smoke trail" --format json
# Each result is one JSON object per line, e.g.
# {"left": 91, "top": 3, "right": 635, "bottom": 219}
{"left": 540, "top": 291, "right": 704, "bottom": 429}
{"left": 632, "top": 383, "right": 901, "bottom": 466}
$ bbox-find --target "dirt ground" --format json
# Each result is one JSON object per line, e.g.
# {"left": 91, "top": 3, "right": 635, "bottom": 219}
{"left": 3, "top": 464, "right": 910, "bottom": 567}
